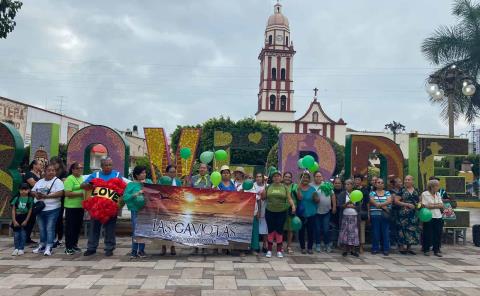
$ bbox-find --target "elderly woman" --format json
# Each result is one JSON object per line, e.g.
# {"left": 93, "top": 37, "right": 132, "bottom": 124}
{"left": 261, "top": 170, "right": 295, "bottom": 258}
{"left": 421, "top": 179, "right": 444, "bottom": 257}
{"left": 369, "top": 178, "right": 392, "bottom": 256}
{"left": 337, "top": 179, "right": 359, "bottom": 257}
{"left": 395, "top": 175, "right": 420, "bottom": 255}
{"left": 312, "top": 171, "right": 336, "bottom": 253}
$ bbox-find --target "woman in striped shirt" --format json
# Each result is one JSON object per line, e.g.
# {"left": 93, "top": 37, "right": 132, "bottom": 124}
{"left": 369, "top": 178, "right": 392, "bottom": 256}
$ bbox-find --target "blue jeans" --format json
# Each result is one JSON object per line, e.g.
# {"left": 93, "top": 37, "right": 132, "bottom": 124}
{"left": 315, "top": 212, "right": 331, "bottom": 246}
{"left": 37, "top": 208, "right": 61, "bottom": 248}
{"left": 131, "top": 211, "right": 145, "bottom": 254}
{"left": 14, "top": 228, "right": 26, "bottom": 250}
{"left": 371, "top": 214, "right": 390, "bottom": 253}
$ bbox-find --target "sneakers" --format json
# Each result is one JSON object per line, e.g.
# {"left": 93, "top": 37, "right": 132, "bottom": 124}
{"left": 65, "top": 248, "right": 75, "bottom": 255}
{"left": 72, "top": 246, "right": 82, "bottom": 253}
{"left": 137, "top": 251, "right": 147, "bottom": 258}
{"left": 326, "top": 245, "right": 332, "bottom": 253}
{"left": 83, "top": 250, "right": 96, "bottom": 256}
{"left": 276, "top": 251, "right": 284, "bottom": 258}
{"left": 130, "top": 252, "right": 138, "bottom": 259}
{"left": 52, "top": 240, "right": 63, "bottom": 248}
{"left": 265, "top": 251, "right": 272, "bottom": 258}
{"left": 17, "top": 250, "right": 24, "bottom": 255}
{"left": 12, "top": 249, "right": 19, "bottom": 256}
{"left": 44, "top": 247, "right": 52, "bottom": 256}
{"left": 315, "top": 245, "right": 321, "bottom": 252}
{"left": 33, "top": 245, "right": 45, "bottom": 254}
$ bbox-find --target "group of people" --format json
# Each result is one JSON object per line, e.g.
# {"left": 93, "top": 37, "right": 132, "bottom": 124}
{"left": 10, "top": 155, "right": 447, "bottom": 259}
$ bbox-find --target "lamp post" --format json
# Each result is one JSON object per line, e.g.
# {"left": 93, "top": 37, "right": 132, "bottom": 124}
{"left": 426, "top": 64, "right": 477, "bottom": 174}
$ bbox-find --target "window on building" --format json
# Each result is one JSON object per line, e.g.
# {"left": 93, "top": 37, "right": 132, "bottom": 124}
{"left": 280, "top": 96, "right": 287, "bottom": 111}
{"left": 271, "top": 68, "right": 277, "bottom": 81}
{"left": 268, "top": 35, "right": 272, "bottom": 45}
{"left": 286, "top": 36, "right": 289, "bottom": 46}
{"left": 312, "top": 111, "right": 319, "bottom": 122}
{"left": 270, "top": 95, "right": 276, "bottom": 110}
{"left": 281, "top": 68, "right": 286, "bottom": 81}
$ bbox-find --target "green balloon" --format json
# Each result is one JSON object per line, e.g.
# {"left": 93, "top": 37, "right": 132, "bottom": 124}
{"left": 418, "top": 208, "right": 433, "bottom": 222}
{"left": 215, "top": 150, "right": 227, "bottom": 161}
{"left": 308, "top": 161, "right": 319, "bottom": 173}
{"left": 159, "top": 176, "right": 172, "bottom": 185}
{"left": 180, "top": 147, "right": 192, "bottom": 159}
{"left": 350, "top": 190, "right": 363, "bottom": 203}
{"left": 200, "top": 151, "right": 214, "bottom": 164}
{"left": 243, "top": 179, "right": 254, "bottom": 191}
{"left": 211, "top": 171, "right": 221, "bottom": 187}
{"left": 291, "top": 216, "right": 302, "bottom": 231}
{"left": 302, "top": 155, "right": 315, "bottom": 168}
{"left": 297, "top": 158, "right": 305, "bottom": 169}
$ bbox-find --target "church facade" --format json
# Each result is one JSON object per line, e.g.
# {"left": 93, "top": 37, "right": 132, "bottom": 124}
{"left": 255, "top": 2, "right": 347, "bottom": 146}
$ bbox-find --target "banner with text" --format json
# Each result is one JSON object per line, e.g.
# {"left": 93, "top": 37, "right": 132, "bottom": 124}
{"left": 136, "top": 184, "right": 256, "bottom": 247}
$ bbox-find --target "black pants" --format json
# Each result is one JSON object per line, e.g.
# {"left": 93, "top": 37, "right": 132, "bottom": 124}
{"left": 299, "top": 216, "right": 316, "bottom": 250}
{"left": 55, "top": 205, "right": 64, "bottom": 241}
{"left": 422, "top": 218, "right": 443, "bottom": 253}
{"left": 25, "top": 213, "right": 36, "bottom": 242}
{"left": 87, "top": 217, "right": 117, "bottom": 252}
{"left": 65, "top": 208, "right": 84, "bottom": 249}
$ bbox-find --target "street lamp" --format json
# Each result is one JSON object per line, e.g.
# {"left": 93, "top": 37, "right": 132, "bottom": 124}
{"left": 426, "top": 64, "right": 477, "bottom": 175}
{"left": 426, "top": 64, "right": 477, "bottom": 138}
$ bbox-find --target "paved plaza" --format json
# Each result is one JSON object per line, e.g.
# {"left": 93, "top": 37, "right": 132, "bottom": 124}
{"left": 0, "top": 209, "right": 479, "bottom": 296}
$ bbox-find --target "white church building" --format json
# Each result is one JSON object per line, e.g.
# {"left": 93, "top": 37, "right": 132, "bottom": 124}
{"left": 255, "top": 2, "right": 347, "bottom": 145}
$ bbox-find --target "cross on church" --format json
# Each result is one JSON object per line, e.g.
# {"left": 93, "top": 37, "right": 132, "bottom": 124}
{"left": 313, "top": 87, "right": 319, "bottom": 97}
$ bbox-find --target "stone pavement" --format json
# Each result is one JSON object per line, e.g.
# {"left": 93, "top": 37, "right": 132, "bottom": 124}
{"left": 1, "top": 236, "right": 480, "bottom": 296}
{"left": 1, "top": 207, "right": 479, "bottom": 296}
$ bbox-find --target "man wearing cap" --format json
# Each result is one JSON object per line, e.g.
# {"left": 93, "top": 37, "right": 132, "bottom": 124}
{"left": 217, "top": 165, "right": 236, "bottom": 191}
{"left": 233, "top": 167, "right": 246, "bottom": 191}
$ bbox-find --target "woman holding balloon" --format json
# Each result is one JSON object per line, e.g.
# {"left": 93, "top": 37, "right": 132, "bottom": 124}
{"left": 394, "top": 175, "right": 420, "bottom": 255}
{"left": 337, "top": 179, "right": 360, "bottom": 257}
{"left": 297, "top": 172, "right": 319, "bottom": 254}
{"left": 282, "top": 172, "right": 299, "bottom": 255}
{"left": 420, "top": 179, "right": 444, "bottom": 257}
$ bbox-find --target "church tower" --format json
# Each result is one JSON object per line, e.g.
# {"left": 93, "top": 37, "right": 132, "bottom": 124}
{"left": 255, "top": 2, "right": 296, "bottom": 123}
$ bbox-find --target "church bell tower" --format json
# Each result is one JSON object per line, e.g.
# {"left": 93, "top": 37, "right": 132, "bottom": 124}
{"left": 255, "top": 2, "right": 296, "bottom": 122}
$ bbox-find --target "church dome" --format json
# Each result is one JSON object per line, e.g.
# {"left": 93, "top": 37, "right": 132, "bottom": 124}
{"left": 267, "top": 3, "right": 289, "bottom": 28}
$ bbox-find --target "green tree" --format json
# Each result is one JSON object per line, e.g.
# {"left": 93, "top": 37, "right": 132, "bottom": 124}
{"left": 170, "top": 117, "right": 280, "bottom": 166}
{"left": 0, "top": 0, "right": 23, "bottom": 39}
{"left": 421, "top": 0, "right": 480, "bottom": 132}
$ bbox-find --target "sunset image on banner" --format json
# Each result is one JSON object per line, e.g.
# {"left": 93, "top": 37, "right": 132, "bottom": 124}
{"left": 135, "top": 184, "right": 256, "bottom": 247}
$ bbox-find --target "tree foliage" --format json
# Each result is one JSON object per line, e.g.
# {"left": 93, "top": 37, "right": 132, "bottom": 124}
{"left": 170, "top": 117, "right": 280, "bottom": 166}
{"left": 421, "top": 0, "right": 480, "bottom": 123}
{"left": 0, "top": 0, "right": 23, "bottom": 39}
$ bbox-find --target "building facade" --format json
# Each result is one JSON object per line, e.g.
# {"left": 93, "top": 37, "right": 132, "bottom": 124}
{"left": 254, "top": 3, "right": 347, "bottom": 145}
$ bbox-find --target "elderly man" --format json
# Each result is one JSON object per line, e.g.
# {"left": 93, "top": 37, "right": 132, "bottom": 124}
{"left": 81, "top": 157, "right": 122, "bottom": 257}
{"left": 233, "top": 167, "right": 246, "bottom": 191}
{"left": 190, "top": 163, "right": 211, "bottom": 189}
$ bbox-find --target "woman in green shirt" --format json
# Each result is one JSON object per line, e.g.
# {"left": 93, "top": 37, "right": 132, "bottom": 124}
{"left": 63, "top": 162, "right": 85, "bottom": 255}
{"left": 261, "top": 170, "right": 295, "bottom": 258}
{"left": 123, "top": 165, "right": 151, "bottom": 258}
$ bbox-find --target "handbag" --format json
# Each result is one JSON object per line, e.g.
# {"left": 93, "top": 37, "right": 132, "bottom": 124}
{"left": 32, "top": 177, "right": 58, "bottom": 215}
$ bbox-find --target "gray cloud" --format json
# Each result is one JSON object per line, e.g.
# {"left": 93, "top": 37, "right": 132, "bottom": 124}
{"left": 1, "top": 0, "right": 471, "bottom": 137}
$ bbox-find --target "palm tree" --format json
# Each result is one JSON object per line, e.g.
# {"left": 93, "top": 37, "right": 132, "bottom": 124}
{"left": 421, "top": 0, "right": 480, "bottom": 138}
{"left": 385, "top": 121, "right": 406, "bottom": 143}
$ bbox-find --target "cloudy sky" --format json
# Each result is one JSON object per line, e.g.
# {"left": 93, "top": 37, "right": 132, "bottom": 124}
{"left": 0, "top": 0, "right": 473, "bottom": 137}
